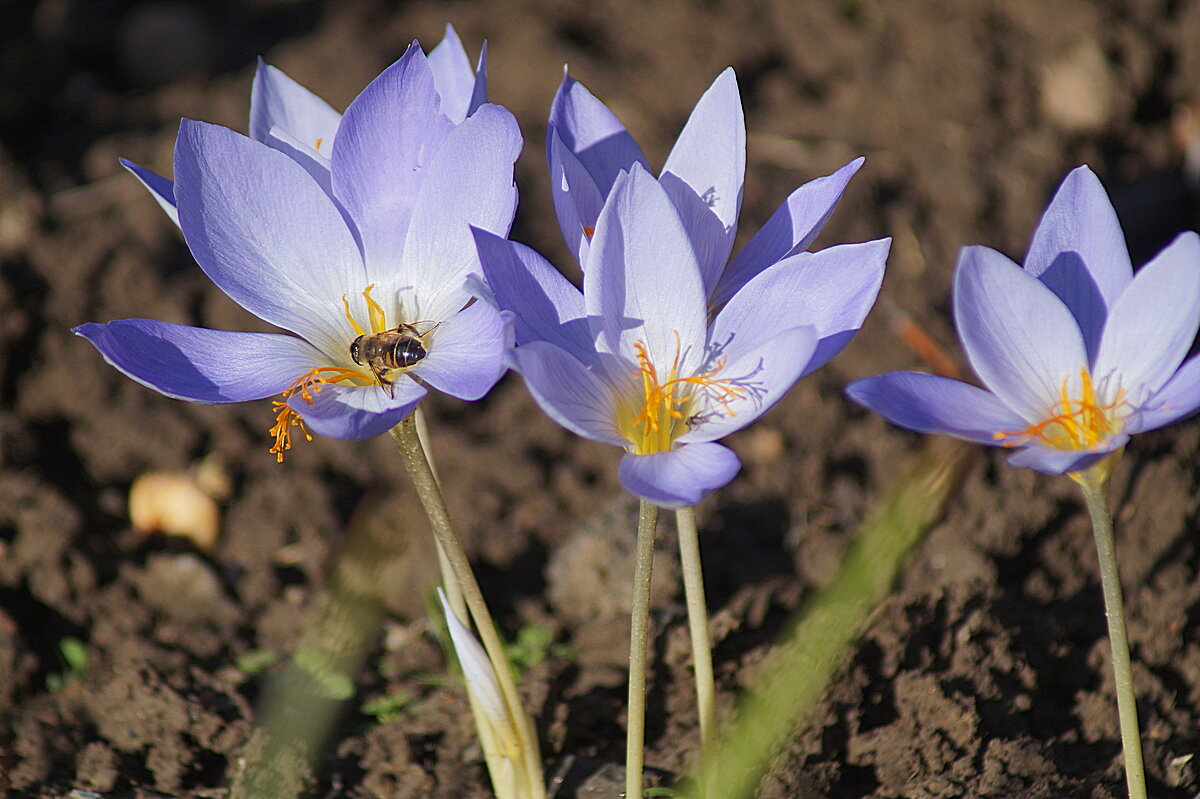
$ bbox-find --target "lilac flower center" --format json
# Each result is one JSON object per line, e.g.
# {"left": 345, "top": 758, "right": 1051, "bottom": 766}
{"left": 615, "top": 334, "right": 748, "bottom": 455}
{"left": 996, "top": 367, "right": 1128, "bottom": 451}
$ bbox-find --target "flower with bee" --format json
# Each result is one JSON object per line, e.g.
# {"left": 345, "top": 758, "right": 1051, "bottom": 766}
{"left": 75, "top": 37, "right": 519, "bottom": 460}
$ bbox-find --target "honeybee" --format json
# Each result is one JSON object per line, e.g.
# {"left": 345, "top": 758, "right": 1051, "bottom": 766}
{"left": 349, "top": 322, "right": 437, "bottom": 398}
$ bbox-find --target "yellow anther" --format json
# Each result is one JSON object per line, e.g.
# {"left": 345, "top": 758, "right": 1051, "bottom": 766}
{"left": 619, "top": 333, "right": 750, "bottom": 455}
{"left": 341, "top": 284, "right": 391, "bottom": 336}
{"left": 315, "top": 137, "right": 324, "bottom": 152}
{"left": 996, "top": 368, "right": 1127, "bottom": 451}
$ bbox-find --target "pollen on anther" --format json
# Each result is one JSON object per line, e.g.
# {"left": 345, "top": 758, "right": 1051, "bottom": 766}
{"left": 267, "top": 366, "right": 364, "bottom": 461}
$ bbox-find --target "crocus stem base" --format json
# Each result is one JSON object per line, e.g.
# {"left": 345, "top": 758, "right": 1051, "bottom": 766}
{"left": 1072, "top": 457, "right": 1147, "bottom": 799}
{"left": 676, "top": 505, "right": 717, "bottom": 794}
{"left": 627, "top": 500, "right": 660, "bottom": 799}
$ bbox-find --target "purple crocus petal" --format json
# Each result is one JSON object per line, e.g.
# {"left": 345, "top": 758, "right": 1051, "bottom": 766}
{"left": 288, "top": 377, "right": 425, "bottom": 441}
{"left": 1024, "top": 166, "right": 1134, "bottom": 359}
{"left": 262, "top": 125, "right": 333, "bottom": 196}
{"left": 660, "top": 68, "right": 745, "bottom": 294}
{"left": 617, "top": 442, "right": 741, "bottom": 508}
{"left": 428, "top": 23, "right": 476, "bottom": 124}
{"left": 1005, "top": 438, "right": 1124, "bottom": 475}
{"left": 74, "top": 319, "right": 323, "bottom": 403}
{"left": 1127, "top": 353, "right": 1200, "bottom": 433}
{"left": 954, "top": 245, "right": 1088, "bottom": 422}
{"left": 709, "top": 239, "right": 889, "bottom": 377}
{"left": 715, "top": 157, "right": 864, "bottom": 306}
{"left": 677, "top": 326, "right": 817, "bottom": 444}
{"left": 410, "top": 301, "right": 506, "bottom": 401}
{"left": 173, "top": 119, "right": 365, "bottom": 357}
{"left": 395, "top": 103, "right": 521, "bottom": 323}
{"left": 331, "top": 43, "right": 453, "bottom": 269}
{"left": 472, "top": 227, "right": 594, "bottom": 357}
{"left": 585, "top": 163, "right": 707, "bottom": 372}
{"left": 1093, "top": 232, "right": 1200, "bottom": 402}
{"left": 512, "top": 340, "right": 627, "bottom": 447}
{"left": 548, "top": 130, "right": 606, "bottom": 267}
{"left": 547, "top": 72, "right": 649, "bottom": 196}
{"left": 249, "top": 59, "right": 341, "bottom": 153}
{"left": 120, "top": 158, "right": 179, "bottom": 227}
{"left": 468, "top": 42, "right": 488, "bottom": 118}
{"left": 846, "top": 371, "right": 1028, "bottom": 445}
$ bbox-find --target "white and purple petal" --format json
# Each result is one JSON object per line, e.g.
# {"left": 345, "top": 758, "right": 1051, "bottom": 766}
{"left": 585, "top": 163, "right": 707, "bottom": 371}
{"left": 409, "top": 300, "right": 507, "bottom": 401}
{"left": 428, "top": 23, "right": 478, "bottom": 124}
{"left": 511, "top": 341, "right": 627, "bottom": 447}
{"left": 1093, "top": 231, "right": 1200, "bottom": 403}
{"left": 846, "top": 372, "right": 1028, "bottom": 445}
{"left": 1005, "top": 439, "right": 1124, "bottom": 475}
{"left": 1024, "top": 166, "right": 1134, "bottom": 358}
{"left": 74, "top": 319, "right": 323, "bottom": 403}
{"left": 120, "top": 158, "right": 179, "bottom": 227}
{"left": 1127, "top": 353, "right": 1200, "bottom": 434}
{"left": 173, "top": 119, "right": 364, "bottom": 356}
{"left": 547, "top": 73, "right": 648, "bottom": 196}
{"left": 617, "top": 442, "right": 741, "bottom": 508}
{"left": 677, "top": 326, "right": 817, "bottom": 444}
{"left": 548, "top": 130, "right": 606, "bottom": 267}
{"left": 391, "top": 102, "right": 521, "bottom": 322}
{"left": 331, "top": 44, "right": 453, "bottom": 268}
{"left": 249, "top": 59, "right": 341, "bottom": 154}
{"left": 660, "top": 68, "right": 746, "bottom": 293}
{"left": 287, "top": 378, "right": 425, "bottom": 441}
{"left": 472, "top": 228, "right": 594, "bottom": 358}
{"left": 715, "top": 157, "right": 864, "bottom": 306}
{"left": 709, "top": 239, "right": 888, "bottom": 376}
{"left": 954, "top": 245, "right": 1088, "bottom": 422}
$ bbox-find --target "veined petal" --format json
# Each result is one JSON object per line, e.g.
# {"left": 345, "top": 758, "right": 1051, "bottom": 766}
{"left": 677, "top": 326, "right": 817, "bottom": 444}
{"left": 845, "top": 372, "right": 1028, "bottom": 444}
{"left": 548, "top": 130, "right": 605, "bottom": 267}
{"left": 1024, "top": 166, "right": 1133, "bottom": 356}
{"left": 288, "top": 378, "right": 424, "bottom": 440}
{"left": 709, "top": 239, "right": 888, "bottom": 376}
{"left": 715, "top": 158, "right": 864, "bottom": 306}
{"left": 410, "top": 301, "right": 507, "bottom": 400}
{"left": 1006, "top": 438, "right": 1123, "bottom": 475}
{"left": 74, "top": 319, "right": 323, "bottom": 404}
{"left": 332, "top": 44, "right": 453, "bottom": 269}
{"left": 263, "top": 124, "right": 333, "bottom": 196}
{"left": 120, "top": 158, "right": 179, "bottom": 227}
{"left": 394, "top": 102, "right": 521, "bottom": 323}
{"left": 1127, "top": 353, "right": 1200, "bottom": 433}
{"left": 954, "top": 245, "right": 1088, "bottom": 422}
{"left": 617, "top": 442, "right": 740, "bottom": 508}
{"left": 660, "top": 68, "right": 745, "bottom": 293}
{"left": 1093, "top": 232, "right": 1200, "bottom": 402}
{"left": 547, "top": 72, "right": 648, "bottom": 196}
{"left": 472, "top": 228, "right": 594, "bottom": 357}
{"left": 249, "top": 59, "right": 341, "bottom": 154}
{"left": 428, "top": 23, "right": 477, "bottom": 124}
{"left": 585, "top": 163, "right": 707, "bottom": 372}
{"left": 173, "top": 119, "right": 364, "bottom": 357}
{"left": 512, "top": 341, "right": 626, "bottom": 447}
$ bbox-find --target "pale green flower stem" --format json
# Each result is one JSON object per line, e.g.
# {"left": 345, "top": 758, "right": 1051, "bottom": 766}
{"left": 1071, "top": 459, "right": 1147, "bottom": 799}
{"left": 675, "top": 505, "right": 716, "bottom": 792}
{"left": 390, "top": 413, "right": 544, "bottom": 799}
{"left": 627, "top": 500, "right": 660, "bottom": 799}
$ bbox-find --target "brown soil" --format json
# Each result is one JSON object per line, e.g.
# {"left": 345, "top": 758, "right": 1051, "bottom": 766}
{"left": 4, "top": 1, "right": 1200, "bottom": 797}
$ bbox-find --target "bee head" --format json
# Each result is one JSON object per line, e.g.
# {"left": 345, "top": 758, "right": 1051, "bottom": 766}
{"left": 349, "top": 335, "right": 364, "bottom": 366}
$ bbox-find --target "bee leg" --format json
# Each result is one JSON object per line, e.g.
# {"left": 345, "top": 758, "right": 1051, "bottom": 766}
{"left": 373, "top": 367, "right": 396, "bottom": 399}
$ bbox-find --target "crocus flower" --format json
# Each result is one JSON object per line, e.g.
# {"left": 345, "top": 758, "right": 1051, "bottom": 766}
{"left": 547, "top": 67, "right": 867, "bottom": 308}
{"left": 75, "top": 41, "right": 521, "bottom": 460}
{"left": 476, "top": 155, "right": 887, "bottom": 507}
{"left": 847, "top": 165, "right": 1200, "bottom": 474}
{"left": 121, "top": 23, "right": 487, "bottom": 226}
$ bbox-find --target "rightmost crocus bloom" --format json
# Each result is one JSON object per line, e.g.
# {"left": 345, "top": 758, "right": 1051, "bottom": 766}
{"left": 847, "top": 165, "right": 1200, "bottom": 474}
{"left": 848, "top": 164, "right": 1200, "bottom": 799}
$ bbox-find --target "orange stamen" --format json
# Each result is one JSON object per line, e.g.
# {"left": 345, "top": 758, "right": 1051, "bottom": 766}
{"left": 315, "top": 137, "right": 324, "bottom": 153}
{"left": 583, "top": 225, "right": 595, "bottom": 240}
{"left": 268, "top": 366, "right": 364, "bottom": 461}
{"left": 623, "top": 333, "right": 752, "bottom": 454}
{"left": 995, "top": 368, "right": 1127, "bottom": 450}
